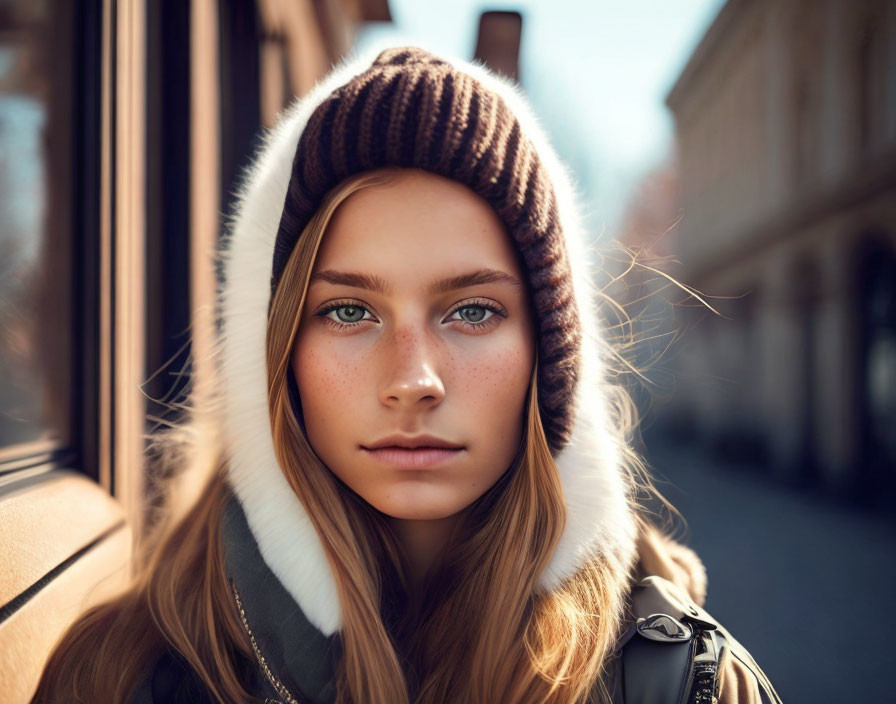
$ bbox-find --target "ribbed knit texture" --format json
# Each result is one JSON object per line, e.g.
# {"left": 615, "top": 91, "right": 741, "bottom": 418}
{"left": 271, "top": 47, "right": 581, "bottom": 455}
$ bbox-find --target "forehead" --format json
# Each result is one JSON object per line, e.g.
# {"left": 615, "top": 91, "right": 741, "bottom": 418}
{"left": 312, "top": 170, "right": 523, "bottom": 280}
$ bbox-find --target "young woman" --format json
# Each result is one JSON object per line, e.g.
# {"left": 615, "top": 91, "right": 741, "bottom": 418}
{"left": 33, "top": 45, "right": 781, "bottom": 704}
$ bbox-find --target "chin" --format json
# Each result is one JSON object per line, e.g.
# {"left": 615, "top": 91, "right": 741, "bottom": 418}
{"left": 380, "top": 506, "right": 462, "bottom": 521}
{"left": 368, "top": 490, "right": 471, "bottom": 522}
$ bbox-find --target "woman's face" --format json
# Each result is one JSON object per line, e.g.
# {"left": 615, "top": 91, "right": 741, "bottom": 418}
{"left": 291, "top": 168, "right": 535, "bottom": 522}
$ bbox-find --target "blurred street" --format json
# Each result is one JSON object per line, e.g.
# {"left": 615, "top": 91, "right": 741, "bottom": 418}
{"left": 644, "top": 438, "right": 895, "bottom": 703}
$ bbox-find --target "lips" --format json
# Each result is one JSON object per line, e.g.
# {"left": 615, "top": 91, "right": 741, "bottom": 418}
{"left": 361, "top": 446, "right": 464, "bottom": 469}
{"left": 364, "top": 433, "right": 463, "bottom": 451}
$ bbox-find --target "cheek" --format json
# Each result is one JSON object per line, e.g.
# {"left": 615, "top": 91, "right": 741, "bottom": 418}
{"left": 458, "top": 338, "right": 533, "bottom": 430}
{"left": 293, "top": 336, "right": 361, "bottom": 424}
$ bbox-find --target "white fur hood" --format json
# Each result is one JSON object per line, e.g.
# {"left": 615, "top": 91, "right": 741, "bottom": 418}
{"left": 218, "top": 42, "right": 638, "bottom": 637}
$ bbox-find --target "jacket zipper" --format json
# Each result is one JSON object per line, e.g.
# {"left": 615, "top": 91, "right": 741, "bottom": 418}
{"left": 230, "top": 578, "right": 303, "bottom": 704}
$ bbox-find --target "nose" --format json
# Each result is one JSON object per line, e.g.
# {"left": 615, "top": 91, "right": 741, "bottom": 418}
{"left": 378, "top": 327, "right": 446, "bottom": 410}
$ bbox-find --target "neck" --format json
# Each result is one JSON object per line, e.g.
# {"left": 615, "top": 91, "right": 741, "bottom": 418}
{"left": 388, "top": 511, "right": 465, "bottom": 592}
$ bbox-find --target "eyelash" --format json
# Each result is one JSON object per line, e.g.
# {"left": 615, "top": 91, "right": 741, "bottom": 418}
{"left": 313, "top": 298, "right": 507, "bottom": 333}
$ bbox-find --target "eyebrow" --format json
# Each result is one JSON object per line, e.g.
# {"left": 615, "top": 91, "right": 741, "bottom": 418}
{"left": 307, "top": 267, "right": 522, "bottom": 295}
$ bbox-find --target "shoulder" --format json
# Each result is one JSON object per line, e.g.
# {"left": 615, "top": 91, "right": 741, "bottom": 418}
{"left": 612, "top": 575, "right": 782, "bottom": 704}
{"left": 715, "top": 625, "right": 782, "bottom": 704}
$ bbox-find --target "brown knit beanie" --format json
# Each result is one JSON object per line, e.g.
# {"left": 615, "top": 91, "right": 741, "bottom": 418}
{"left": 272, "top": 46, "right": 581, "bottom": 456}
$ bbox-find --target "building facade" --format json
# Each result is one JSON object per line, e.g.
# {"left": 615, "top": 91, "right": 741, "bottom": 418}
{"left": 661, "top": 0, "right": 896, "bottom": 508}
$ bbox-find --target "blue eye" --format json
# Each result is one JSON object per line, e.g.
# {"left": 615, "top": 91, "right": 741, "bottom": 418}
{"left": 449, "top": 303, "right": 500, "bottom": 327}
{"left": 331, "top": 305, "right": 367, "bottom": 323}
{"left": 315, "top": 302, "right": 375, "bottom": 330}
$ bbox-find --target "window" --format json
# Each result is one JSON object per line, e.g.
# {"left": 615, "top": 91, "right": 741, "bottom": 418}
{"left": 0, "top": 0, "right": 96, "bottom": 474}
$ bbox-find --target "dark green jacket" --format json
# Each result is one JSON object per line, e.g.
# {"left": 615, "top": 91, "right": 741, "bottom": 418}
{"left": 130, "top": 495, "right": 781, "bottom": 704}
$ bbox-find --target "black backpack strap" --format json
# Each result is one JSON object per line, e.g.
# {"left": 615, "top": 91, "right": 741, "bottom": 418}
{"left": 619, "top": 576, "right": 722, "bottom": 704}
{"left": 619, "top": 576, "right": 781, "bottom": 704}
{"left": 621, "top": 620, "right": 697, "bottom": 704}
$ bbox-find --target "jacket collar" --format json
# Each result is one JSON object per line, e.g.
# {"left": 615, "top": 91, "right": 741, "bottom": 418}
{"left": 218, "top": 39, "right": 638, "bottom": 637}
{"left": 220, "top": 487, "right": 715, "bottom": 703}
{"left": 222, "top": 492, "right": 338, "bottom": 704}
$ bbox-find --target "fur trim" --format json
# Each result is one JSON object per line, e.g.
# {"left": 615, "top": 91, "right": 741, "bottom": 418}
{"left": 219, "top": 39, "right": 638, "bottom": 637}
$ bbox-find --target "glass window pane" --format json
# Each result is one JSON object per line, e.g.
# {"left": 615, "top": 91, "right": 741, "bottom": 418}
{"left": 0, "top": 2, "right": 72, "bottom": 450}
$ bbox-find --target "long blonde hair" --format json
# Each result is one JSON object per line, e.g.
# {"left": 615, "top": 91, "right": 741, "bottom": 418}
{"left": 33, "top": 169, "right": 668, "bottom": 704}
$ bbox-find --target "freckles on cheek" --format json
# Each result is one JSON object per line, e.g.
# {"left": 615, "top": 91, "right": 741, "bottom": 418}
{"left": 458, "top": 345, "right": 531, "bottom": 406}
{"left": 298, "top": 341, "right": 363, "bottom": 404}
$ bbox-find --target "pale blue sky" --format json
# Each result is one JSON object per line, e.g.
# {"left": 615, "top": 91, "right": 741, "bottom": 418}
{"left": 356, "top": 0, "right": 726, "bottom": 237}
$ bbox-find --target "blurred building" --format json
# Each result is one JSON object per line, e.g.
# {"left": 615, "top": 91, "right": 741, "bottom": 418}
{"left": 657, "top": 0, "right": 896, "bottom": 508}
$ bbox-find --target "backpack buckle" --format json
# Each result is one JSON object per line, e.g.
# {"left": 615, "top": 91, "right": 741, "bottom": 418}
{"left": 635, "top": 613, "right": 694, "bottom": 643}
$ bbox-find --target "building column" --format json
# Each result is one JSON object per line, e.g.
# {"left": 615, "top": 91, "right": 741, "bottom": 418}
{"left": 756, "top": 252, "right": 803, "bottom": 482}
{"left": 814, "top": 234, "right": 859, "bottom": 495}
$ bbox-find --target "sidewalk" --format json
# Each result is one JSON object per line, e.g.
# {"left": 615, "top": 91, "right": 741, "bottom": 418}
{"left": 643, "top": 441, "right": 895, "bottom": 703}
